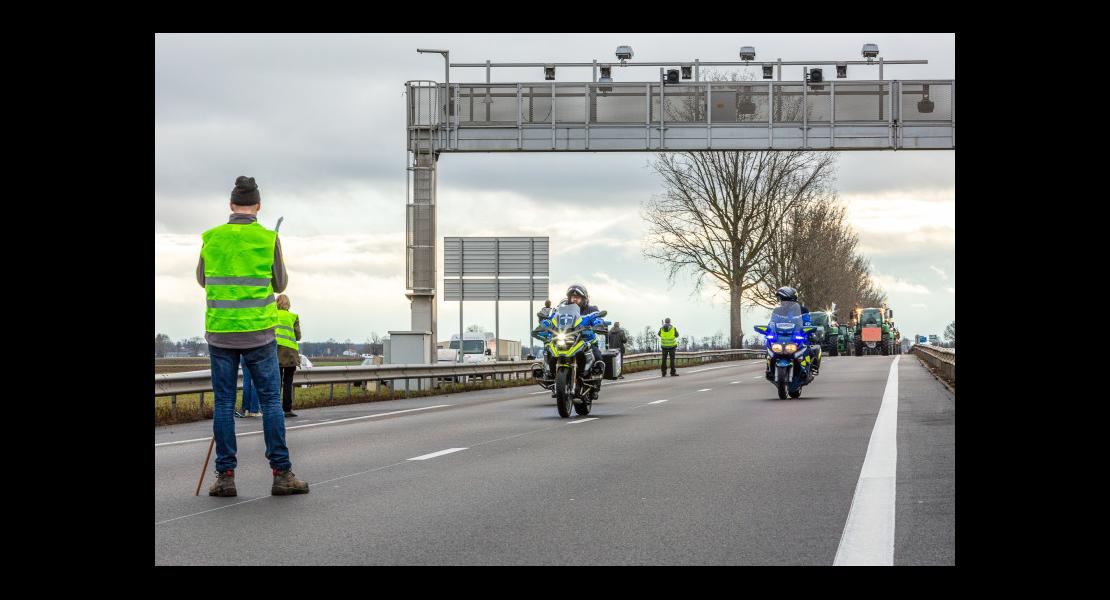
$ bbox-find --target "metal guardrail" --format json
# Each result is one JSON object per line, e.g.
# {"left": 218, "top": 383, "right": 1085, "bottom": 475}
{"left": 154, "top": 349, "right": 764, "bottom": 397}
{"left": 910, "top": 344, "right": 954, "bottom": 385}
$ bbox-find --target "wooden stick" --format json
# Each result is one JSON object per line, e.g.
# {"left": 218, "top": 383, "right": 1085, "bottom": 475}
{"left": 195, "top": 437, "right": 215, "bottom": 496}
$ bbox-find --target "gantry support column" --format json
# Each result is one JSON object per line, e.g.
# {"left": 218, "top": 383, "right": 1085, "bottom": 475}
{"left": 406, "top": 147, "right": 438, "bottom": 364}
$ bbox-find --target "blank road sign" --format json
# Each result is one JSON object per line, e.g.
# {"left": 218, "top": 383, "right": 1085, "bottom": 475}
{"left": 444, "top": 237, "right": 548, "bottom": 277}
{"left": 444, "top": 278, "right": 549, "bottom": 301}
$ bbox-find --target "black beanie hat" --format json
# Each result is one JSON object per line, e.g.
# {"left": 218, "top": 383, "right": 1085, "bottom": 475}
{"left": 230, "top": 176, "right": 261, "bottom": 205}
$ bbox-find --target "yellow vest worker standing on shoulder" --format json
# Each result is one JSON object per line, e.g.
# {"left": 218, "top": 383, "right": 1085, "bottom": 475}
{"left": 196, "top": 176, "right": 309, "bottom": 498}
{"left": 274, "top": 294, "right": 302, "bottom": 418}
{"left": 658, "top": 318, "right": 680, "bottom": 377}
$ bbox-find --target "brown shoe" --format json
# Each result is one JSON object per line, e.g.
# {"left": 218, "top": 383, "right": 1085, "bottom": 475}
{"left": 271, "top": 469, "right": 310, "bottom": 495}
{"left": 208, "top": 470, "right": 237, "bottom": 497}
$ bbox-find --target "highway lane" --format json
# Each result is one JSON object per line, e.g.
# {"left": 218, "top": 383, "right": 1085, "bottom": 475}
{"left": 154, "top": 355, "right": 955, "bottom": 565}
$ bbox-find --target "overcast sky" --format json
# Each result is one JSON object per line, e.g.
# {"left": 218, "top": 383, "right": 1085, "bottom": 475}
{"left": 155, "top": 33, "right": 954, "bottom": 347}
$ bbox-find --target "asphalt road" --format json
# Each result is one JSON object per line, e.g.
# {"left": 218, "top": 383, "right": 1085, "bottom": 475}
{"left": 154, "top": 355, "right": 955, "bottom": 565}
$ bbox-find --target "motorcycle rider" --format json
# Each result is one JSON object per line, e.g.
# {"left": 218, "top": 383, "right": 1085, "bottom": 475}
{"left": 539, "top": 284, "right": 606, "bottom": 381}
{"left": 773, "top": 286, "right": 820, "bottom": 375}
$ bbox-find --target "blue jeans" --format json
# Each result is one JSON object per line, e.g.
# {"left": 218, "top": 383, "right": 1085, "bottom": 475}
{"left": 239, "top": 356, "right": 261, "bottom": 413}
{"left": 209, "top": 342, "right": 291, "bottom": 472}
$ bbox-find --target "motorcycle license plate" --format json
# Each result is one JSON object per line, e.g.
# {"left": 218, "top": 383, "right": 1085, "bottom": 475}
{"left": 775, "top": 359, "right": 791, "bottom": 367}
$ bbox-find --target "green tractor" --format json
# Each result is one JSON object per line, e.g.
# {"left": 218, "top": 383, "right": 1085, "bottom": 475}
{"left": 852, "top": 305, "right": 896, "bottom": 356}
{"left": 837, "top": 321, "right": 854, "bottom": 356}
{"left": 807, "top": 308, "right": 841, "bottom": 357}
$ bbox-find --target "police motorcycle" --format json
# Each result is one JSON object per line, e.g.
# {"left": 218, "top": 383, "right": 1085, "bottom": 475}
{"left": 530, "top": 303, "right": 612, "bottom": 418}
{"left": 753, "top": 301, "right": 821, "bottom": 399}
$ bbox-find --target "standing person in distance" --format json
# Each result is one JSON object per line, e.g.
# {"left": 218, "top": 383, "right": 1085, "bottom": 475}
{"left": 658, "top": 317, "right": 680, "bottom": 377}
{"left": 274, "top": 294, "right": 302, "bottom": 418}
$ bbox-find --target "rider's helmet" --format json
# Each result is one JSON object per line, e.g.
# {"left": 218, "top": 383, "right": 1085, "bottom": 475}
{"left": 566, "top": 283, "right": 589, "bottom": 306}
{"left": 775, "top": 286, "right": 798, "bottom": 303}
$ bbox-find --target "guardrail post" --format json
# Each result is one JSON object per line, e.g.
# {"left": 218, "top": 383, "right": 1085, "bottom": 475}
{"left": 347, "top": 382, "right": 352, "bottom": 400}
{"left": 171, "top": 394, "right": 177, "bottom": 419}
{"left": 329, "top": 383, "right": 334, "bottom": 401}
{"left": 199, "top": 391, "right": 205, "bottom": 414}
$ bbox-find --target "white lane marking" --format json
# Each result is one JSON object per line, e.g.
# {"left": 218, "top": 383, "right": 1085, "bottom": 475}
{"left": 648, "top": 399, "right": 669, "bottom": 405}
{"left": 752, "top": 376, "right": 762, "bottom": 379}
{"left": 834, "top": 355, "right": 900, "bottom": 566}
{"left": 685, "top": 364, "right": 742, "bottom": 373}
{"left": 567, "top": 417, "right": 598, "bottom": 424}
{"left": 408, "top": 447, "right": 468, "bottom": 461}
{"left": 154, "top": 405, "right": 451, "bottom": 448}
{"left": 697, "top": 388, "right": 711, "bottom": 392}
{"left": 730, "top": 381, "right": 740, "bottom": 384}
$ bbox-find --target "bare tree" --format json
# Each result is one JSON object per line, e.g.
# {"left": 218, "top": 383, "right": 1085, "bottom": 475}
{"left": 642, "top": 150, "right": 837, "bottom": 348}
{"left": 751, "top": 198, "right": 886, "bottom": 318}
{"left": 944, "top": 321, "right": 955, "bottom": 345}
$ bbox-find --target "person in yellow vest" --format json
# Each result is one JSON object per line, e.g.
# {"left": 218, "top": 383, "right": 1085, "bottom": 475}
{"left": 196, "top": 176, "right": 308, "bottom": 498}
{"left": 274, "top": 294, "right": 302, "bottom": 418}
{"left": 658, "top": 317, "right": 680, "bottom": 377}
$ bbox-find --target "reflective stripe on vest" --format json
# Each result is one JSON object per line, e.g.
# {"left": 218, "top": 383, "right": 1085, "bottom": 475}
{"left": 201, "top": 221, "right": 278, "bottom": 333}
{"left": 659, "top": 326, "right": 678, "bottom": 347}
{"left": 275, "top": 309, "right": 299, "bottom": 351}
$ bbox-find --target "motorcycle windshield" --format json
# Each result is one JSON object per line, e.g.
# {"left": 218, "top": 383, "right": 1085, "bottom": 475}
{"left": 769, "top": 301, "right": 805, "bottom": 339}
{"left": 554, "top": 304, "right": 581, "bottom": 330}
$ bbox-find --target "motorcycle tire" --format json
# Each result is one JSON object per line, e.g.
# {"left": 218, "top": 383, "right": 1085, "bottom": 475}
{"left": 789, "top": 389, "right": 801, "bottom": 398}
{"left": 555, "top": 369, "right": 573, "bottom": 418}
{"left": 776, "top": 365, "right": 789, "bottom": 400}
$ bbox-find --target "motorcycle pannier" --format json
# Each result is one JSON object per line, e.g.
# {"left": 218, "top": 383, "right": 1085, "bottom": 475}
{"left": 602, "top": 349, "right": 622, "bottom": 380}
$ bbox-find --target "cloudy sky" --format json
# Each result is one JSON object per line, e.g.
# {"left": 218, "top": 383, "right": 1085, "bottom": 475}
{"left": 155, "top": 33, "right": 954, "bottom": 347}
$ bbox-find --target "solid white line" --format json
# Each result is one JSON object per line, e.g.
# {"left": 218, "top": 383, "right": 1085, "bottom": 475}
{"left": 729, "top": 381, "right": 740, "bottom": 384}
{"left": 567, "top": 417, "right": 598, "bottom": 424}
{"left": 154, "top": 405, "right": 451, "bottom": 448}
{"left": 648, "top": 399, "right": 669, "bottom": 405}
{"left": 834, "top": 355, "right": 900, "bottom": 566}
{"left": 697, "top": 388, "right": 711, "bottom": 392}
{"left": 408, "top": 447, "right": 468, "bottom": 461}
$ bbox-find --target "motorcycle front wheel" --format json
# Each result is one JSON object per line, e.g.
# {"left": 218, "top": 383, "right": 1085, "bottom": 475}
{"left": 776, "top": 365, "right": 789, "bottom": 400}
{"left": 555, "top": 368, "right": 573, "bottom": 418}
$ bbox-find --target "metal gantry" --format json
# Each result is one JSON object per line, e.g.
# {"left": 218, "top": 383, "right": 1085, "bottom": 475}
{"left": 405, "top": 50, "right": 955, "bottom": 362}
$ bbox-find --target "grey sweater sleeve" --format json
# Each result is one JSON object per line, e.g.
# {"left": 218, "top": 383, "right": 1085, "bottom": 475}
{"left": 294, "top": 317, "right": 301, "bottom": 341}
{"left": 272, "top": 236, "right": 288, "bottom": 293}
{"left": 196, "top": 256, "right": 205, "bottom": 288}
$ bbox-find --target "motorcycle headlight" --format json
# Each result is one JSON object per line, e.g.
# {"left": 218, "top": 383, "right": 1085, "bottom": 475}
{"left": 785, "top": 343, "right": 798, "bottom": 353}
{"left": 556, "top": 333, "right": 567, "bottom": 347}
{"left": 771, "top": 343, "right": 783, "bottom": 353}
